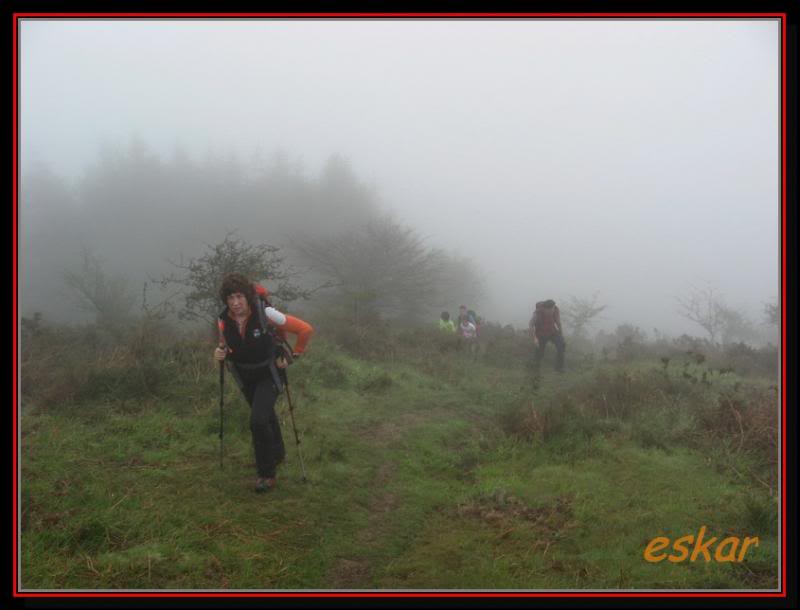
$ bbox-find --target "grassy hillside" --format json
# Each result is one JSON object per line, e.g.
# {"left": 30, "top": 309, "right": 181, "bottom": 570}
{"left": 19, "top": 326, "right": 780, "bottom": 590}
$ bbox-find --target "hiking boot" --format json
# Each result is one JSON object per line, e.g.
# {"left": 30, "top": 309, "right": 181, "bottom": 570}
{"left": 255, "top": 477, "right": 277, "bottom": 493}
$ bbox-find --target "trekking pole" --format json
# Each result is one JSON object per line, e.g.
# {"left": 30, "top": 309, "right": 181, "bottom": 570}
{"left": 281, "top": 370, "right": 308, "bottom": 482}
{"left": 219, "top": 360, "right": 225, "bottom": 469}
{"left": 217, "top": 320, "right": 227, "bottom": 470}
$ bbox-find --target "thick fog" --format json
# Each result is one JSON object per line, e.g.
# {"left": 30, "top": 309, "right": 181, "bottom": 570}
{"left": 19, "top": 18, "right": 780, "bottom": 339}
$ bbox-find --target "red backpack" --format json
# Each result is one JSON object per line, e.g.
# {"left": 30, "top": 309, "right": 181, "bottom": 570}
{"left": 533, "top": 302, "right": 558, "bottom": 336}
{"left": 253, "top": 283, "right": 271, "bottom": 305}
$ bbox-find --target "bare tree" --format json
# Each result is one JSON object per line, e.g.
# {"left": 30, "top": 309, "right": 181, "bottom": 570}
{"left": 560, "top": 292, "right": 607, "bottom": 339}
{"left": 61, "top": 246, "right": 135, "bottom": 329}
{"left": 676, "top": 282, "right": 728, "bottom": 344}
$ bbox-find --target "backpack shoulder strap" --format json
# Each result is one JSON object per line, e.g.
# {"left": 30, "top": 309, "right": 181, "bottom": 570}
{"left": 255, "top": 296, "right": 291, "bottom": 355}
{"left": 254, "top": 297, "right": 269, "bottom": 334}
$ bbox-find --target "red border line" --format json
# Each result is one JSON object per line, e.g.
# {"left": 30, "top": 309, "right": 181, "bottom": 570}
{"left": 13, "top": 12, "right": 19, "bottom": 598}
{"left": 11, "top": 12, "right": 789, "bottom": 18}
{"left": 12, "top": 592, "right": 789, "bottom": 598}
{"left": 12, "top": 12, "right": 788, "bottom": 599}
{"left": 780, "top": 12, "right": 787, "bottom": 595}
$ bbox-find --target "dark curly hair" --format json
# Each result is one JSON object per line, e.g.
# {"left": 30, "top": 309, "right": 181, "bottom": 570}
{"left": 219, "top": 273, "right": 256, "bottom": 305}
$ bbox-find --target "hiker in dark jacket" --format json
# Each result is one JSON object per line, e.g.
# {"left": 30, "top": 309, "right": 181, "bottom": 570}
{"left": 529, "top": 299, "right": 565, "bottom": 373}
{"left": 213, "top": 273, "right": 313, "bottom": 493}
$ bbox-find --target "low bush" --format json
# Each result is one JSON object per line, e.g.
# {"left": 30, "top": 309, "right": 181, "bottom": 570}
{"left": 21, "top": 315, "right": 191, "bottom": 412}
{"left": 496, "top": 363, "right": 778, "bottom": 477}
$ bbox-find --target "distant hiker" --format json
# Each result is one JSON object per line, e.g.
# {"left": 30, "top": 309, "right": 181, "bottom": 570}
{"left": 214, "top": 273, "right": 313, "bottom": 493}
{"left": 439, "top": 311, "right": 456, "bottom": 333}
{"left": 458, "top": 304, "right": 477, "bottom": 324}
{"left": 458, "top": 316, "right": 478, "bottom": 360}
{"left": 468, "top": 310, "right": 481, "bottom": 339}
{"left": 459, "top": 317, "right": 477, "bottom": 340}
{"left": 530, "top": 299, "right": 565, "bottom": 373}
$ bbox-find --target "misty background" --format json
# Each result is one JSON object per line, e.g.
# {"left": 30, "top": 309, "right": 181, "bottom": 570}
{"left": 19, "top": 18, "right": 780, "bottom": 342}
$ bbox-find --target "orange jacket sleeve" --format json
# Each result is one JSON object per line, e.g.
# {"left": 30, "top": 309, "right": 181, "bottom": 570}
{"left": 272, "top": 314, "right": 314, "bottom": 355}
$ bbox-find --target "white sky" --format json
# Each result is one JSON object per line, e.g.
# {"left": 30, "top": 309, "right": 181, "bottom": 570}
{"left": 19, "top": 18, "right": 781, "bottom": 333}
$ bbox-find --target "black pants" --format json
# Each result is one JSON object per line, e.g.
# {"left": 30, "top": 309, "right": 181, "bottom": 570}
{"left": 242, "top": 377, "right": 286, "bottom": 478}
{"left": 533, "top": 333, "right": 566, "bottom": 372}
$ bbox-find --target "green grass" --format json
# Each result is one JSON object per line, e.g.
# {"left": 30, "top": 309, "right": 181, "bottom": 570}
{"left": 20, "top": 338, "right": 779, "bottom": 590}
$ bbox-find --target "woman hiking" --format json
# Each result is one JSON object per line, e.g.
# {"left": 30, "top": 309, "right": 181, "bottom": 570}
{"left": 213, "top": 273, "right": 313, "bottom": 493}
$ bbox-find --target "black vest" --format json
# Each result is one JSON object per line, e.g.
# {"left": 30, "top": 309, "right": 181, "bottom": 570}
{"left": 219, "top": 301, "right": 281, "bottom": 389}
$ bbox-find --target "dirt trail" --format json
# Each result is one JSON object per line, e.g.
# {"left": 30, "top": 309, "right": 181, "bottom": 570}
{"left": 324, "top": 381, "right": 493, "bottom": 588}
{"left": 326, "top": 460, "right": 399, "bottom": 588}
